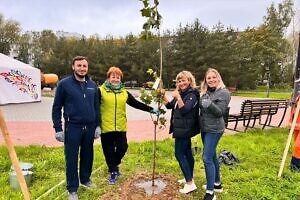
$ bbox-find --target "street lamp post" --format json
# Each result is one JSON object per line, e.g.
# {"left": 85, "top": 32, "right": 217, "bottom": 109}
{"left": 266, "top": 70, "right": 270, "bottom": 98}
{"left": 263, "top": 63, "right": 270, "bottom": 98}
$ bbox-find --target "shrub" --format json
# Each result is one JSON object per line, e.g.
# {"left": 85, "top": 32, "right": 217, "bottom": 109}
{"left": 272, "top": 83, "right": 292, "bottom": 92}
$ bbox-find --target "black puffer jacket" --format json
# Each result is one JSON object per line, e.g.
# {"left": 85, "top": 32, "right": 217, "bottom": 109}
{"left": 166, "top": 87, "right": 200, "bottom": 138}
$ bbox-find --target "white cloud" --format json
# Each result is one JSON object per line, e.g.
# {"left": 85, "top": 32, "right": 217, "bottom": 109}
{"left": 0, "top": 0, "right": 287, "bottom": 37}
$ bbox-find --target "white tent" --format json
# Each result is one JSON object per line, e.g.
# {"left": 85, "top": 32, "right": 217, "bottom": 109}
{"left": 0, "top": 53, "right": 41, "bottom": 105}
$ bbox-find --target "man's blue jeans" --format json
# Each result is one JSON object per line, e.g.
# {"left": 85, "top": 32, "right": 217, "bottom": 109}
{"left": 175, "top": 138, "right": 194, "bottom": 182}
{"left": 201, "top": 132, "right": 223, "bottom": 191}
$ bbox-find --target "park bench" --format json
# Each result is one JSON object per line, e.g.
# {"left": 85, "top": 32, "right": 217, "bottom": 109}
{"left": 226, "top": 99, "right": 290, "bottom": 132}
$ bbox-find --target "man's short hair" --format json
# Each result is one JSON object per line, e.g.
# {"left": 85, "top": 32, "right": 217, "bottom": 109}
{"left": 72, "top": 56, "right": 88, "bottom": 65}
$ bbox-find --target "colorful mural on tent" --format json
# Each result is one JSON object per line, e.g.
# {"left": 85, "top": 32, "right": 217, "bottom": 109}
{"left": 0, "top": 69, "right": 38, "bottom": 100}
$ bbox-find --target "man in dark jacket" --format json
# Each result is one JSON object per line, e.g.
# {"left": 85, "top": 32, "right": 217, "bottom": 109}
{"left": 52, "top": 56, "right": 100, "bottom": 200}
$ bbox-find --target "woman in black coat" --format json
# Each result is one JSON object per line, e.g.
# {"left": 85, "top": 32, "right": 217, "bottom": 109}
{"left": 162, "top": 70, "right": 200, "bottom": 194}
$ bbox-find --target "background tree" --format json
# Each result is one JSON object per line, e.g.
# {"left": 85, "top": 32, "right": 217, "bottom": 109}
{"left": 34, "top": 30, "right": 57, "bottom": 71}
{"left": 204, "top": 23, "right": 239, "bottom": 86}
{"left": 260, "top": 0, "right": 294, "bottom": 87}
{"left": 0, "top": 14, "right": 21, "bottom": 55}
{"left": 170, "top": 19, "right": 209, "bottom": 83}
{"left": 0, "top": 0, "right": 295, "bottom": 90}
{"left": 17, "top": 33, "right": 31, "bottom": 64}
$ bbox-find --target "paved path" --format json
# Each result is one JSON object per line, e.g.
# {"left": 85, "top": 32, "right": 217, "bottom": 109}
{"left": 0, "top": 90, "right": 290, "bottom": 147}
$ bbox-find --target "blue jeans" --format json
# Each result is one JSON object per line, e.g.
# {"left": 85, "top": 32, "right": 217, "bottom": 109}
{"left": 201, "top": 132, "right": 223, "bottom": 191}
{"left": 175, "top": 138, "right": 194, "bottom": 182}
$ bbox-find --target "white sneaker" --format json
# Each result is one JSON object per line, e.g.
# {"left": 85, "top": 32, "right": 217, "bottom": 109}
{"left": 202, "top": 184, "right": 223, "bottom": 193}
{"left": 179, "top": 182, "right": 197, "bottom": 194}
{"left": 177, "top": 178, "right": 186, "bottom": 184}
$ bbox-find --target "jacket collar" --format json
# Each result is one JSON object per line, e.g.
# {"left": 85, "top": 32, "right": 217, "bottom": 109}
{"left": 71, "top": 73, "right": 90, "bottom": 83}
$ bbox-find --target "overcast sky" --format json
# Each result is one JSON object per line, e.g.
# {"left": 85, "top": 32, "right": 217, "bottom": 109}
{"left": 0, "top": 0, "right": 298, "bottom": 37}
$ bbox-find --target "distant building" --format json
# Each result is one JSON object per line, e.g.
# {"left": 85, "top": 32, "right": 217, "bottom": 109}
{"left": 56, "top": 31, "right": 83, "bottom": 39}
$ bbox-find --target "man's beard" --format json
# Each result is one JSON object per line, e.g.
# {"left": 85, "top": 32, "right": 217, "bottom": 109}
{"left": 74, "top": 71, "right": 86, "bottom": 79}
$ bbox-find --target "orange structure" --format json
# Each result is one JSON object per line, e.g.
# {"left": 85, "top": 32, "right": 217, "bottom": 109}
{"left": 41, "top": 73, "right": 58, "bottom": 89}
{"left": 288, "top": 95, "right": 300, "bottom": 171}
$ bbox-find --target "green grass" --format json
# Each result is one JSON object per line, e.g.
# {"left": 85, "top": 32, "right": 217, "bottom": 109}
{"left": 232, "top": 91, "right": 292, "bottom": 99}
{"left": 0, "top": 128, "right": 300, "bottom": 199}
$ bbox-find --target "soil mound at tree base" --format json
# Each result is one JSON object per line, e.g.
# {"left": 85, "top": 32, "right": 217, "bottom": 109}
{"left": 99, "top": 172, "right": 180, "bottom": 200}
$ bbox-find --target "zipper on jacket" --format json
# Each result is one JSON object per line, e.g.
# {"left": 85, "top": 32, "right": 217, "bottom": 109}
{"left": 79, "top": 81, "right": 89, "bottom": 122}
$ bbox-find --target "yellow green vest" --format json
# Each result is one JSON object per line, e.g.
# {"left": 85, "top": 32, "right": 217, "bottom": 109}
{"left": 99, "top": 84, "right": 128, "bottom": 133}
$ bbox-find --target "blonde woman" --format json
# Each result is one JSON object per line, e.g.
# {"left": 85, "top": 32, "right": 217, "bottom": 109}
{"left": 162, "top": 71, "right": 200, "bottom": 194}
{"left": 199, "top": 68, "right": 231, "bottom": 200}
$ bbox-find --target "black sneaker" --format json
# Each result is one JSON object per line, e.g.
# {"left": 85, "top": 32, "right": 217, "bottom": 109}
{"left": 109, "top": 171, "right": 118, "bottom": 184}
{"left": 116, "top": 170, "right": 122, "bottom": 177}
{"left": 203, "top": 193, "right": 216, "bottom": 200}
{"left": 213, "top": 184, "right": 223, "bottom": 192}
{"left": 202, "top": 184, "right": 223, "bottom": 193}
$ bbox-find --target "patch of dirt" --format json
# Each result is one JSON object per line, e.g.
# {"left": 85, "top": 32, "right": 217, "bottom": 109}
{"left": 99, "top": 172, "right": 181, "bottom": 200}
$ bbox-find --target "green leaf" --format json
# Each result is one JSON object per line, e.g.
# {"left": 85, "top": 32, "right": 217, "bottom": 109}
{"left": 142, "top": 22, "right": 150, "bottom": 30}
{"left": 152, "top": 71, "right": 157, "bottom": 78}
{"left": 141, "top": 0, "right": 149, "bottom": 8}
{"left": 149, "top": 18, "right": 156, "bottom": 28}
{"left": 157, "top": 12, "right": 162, "bottom": 21}
{"left": 147, "top": 68, "right": 154, "bottom": 75}
{"left": 140, "top": 8, "right": 151, "bottom": 17}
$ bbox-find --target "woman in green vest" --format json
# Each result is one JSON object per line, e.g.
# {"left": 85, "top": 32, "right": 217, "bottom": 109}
{"left": 99, "top": 66, "right": 158, "bottom": 184}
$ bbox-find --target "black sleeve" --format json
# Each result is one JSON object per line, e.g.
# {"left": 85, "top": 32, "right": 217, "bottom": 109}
{"left": 98, "top": 88, "right": 102, "bottom": 103}
{"left": 165, "top": 98, "right": 176, "bottom": 109}
{"left": 127, "top": 91, "right": 153, "bottom": 112}
{"left": 179, "top": 93, "right": 198, "bottom": 115}
{"left": 94, "top": 86, "right": 100, "bottom": 127}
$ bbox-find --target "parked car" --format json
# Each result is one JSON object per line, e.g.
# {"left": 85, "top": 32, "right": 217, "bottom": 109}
{"left": 124, "top": 80, "right": 138, "bottom": 88}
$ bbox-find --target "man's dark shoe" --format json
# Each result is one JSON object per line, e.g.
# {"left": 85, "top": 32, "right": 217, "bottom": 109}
{"left": 81, "top": 180, "right": 96, "bottom": 189}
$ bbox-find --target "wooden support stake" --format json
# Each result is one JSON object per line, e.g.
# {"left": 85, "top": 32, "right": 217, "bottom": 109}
{"left": 0, "top": 109, "right": 30, "bottom": 199}
{"left": 278, "top": 102, "right": 300, "bottom": 177}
